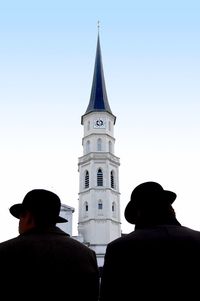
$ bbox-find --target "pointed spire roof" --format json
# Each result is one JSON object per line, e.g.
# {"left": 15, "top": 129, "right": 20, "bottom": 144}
{"left": 82, "top": 34, "right": 116, "bottom": 124}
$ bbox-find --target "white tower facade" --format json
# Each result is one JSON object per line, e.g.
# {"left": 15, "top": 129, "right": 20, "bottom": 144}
{"left": 78, "top": 34, "right": 121, "bottom": 267}
{"left": 58, "top": 204, "right": 74, "bottom": 236}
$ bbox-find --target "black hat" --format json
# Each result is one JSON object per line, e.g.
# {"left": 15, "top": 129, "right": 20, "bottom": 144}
{"left": 10, "top": 189, "right": 68, "bottom": 223}
{"left": 124, "top": 181, "right": 176, "bottom": 224}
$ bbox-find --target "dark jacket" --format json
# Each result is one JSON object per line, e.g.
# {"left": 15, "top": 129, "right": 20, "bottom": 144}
{"left": 0, "top": 226, "right": 99, "bottom": 300}
{"left": 100, "top": 223, "right": 200, "bottom": 300}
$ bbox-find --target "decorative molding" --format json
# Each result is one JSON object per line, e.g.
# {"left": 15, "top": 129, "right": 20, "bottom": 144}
{"left": 78, "top": 152, "right": 120, "bottom": 165}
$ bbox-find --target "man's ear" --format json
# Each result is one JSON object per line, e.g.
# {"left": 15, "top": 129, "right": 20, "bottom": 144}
{"left": 20, "top": 211, "right": 36, "bottom": 226}
{"left": 19, "top": 211, "right": 37, "bottom": 234}
{"left": 25, "top": 211, "right": 36, "bottom": 224}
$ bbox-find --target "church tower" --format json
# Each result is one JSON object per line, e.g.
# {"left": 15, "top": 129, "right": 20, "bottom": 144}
{"left": 78, "top": 33, "right": 121, "bottom": 267}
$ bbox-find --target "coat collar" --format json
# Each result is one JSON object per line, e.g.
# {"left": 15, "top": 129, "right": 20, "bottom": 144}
{"left": 20, "top": 225, "right": 70, "bottom": 236}
{"left": 135, "top": 218, "right": 181, "bottom": 230}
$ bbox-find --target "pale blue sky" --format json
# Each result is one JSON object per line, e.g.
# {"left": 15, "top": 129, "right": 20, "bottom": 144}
{"left": 0, "top": 0, "right": 200, "bottom": 240}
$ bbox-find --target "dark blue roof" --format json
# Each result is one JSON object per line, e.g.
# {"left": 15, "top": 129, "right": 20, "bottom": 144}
{"left": 82, "top": 34, "right": 116, "bottom": 123}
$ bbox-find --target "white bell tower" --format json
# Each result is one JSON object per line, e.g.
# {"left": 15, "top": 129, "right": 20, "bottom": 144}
{"left": 78, "top": 33, "right": 121, "bottom": 267}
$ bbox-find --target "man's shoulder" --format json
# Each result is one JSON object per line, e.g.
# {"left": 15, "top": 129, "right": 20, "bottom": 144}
{"left": 173, "top": 225, "right": 200, "bottom": 239}
{"left": 106, "top": 231, "right": 136, "bottom": 249}
{"left": 107, "top": 225, "right": 200, "bottom": 247}
{"left": 0, "top": 235, "right": 19, "bottom": 245}
{"left": 0, "top": 236, "right": 21, "bottom": 255}
{"left": 66, "top": 236, "right": 94, "bottom": 250}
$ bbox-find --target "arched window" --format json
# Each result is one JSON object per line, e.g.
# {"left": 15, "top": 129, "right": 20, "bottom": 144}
{"left": 97, "top": 138, "right": 102, "bottom": 151}
{"left": 98, "top": 200, "right": 103, "bottom": 210}
{"left": 85, "top": 202, "right": 88, "bottom": 212}
{"left": 109, "top": 141, "right": 112, "bottom": 153}
{"left": 111, "top": 170, "right": 115, "bottom": 188}
{"left": 86, "top": 140, "right": 90, "bottom": 153}
{"left": 87, "top": 121, "right": 90, "bottom": 131}
{"left": 85, "top": 170, "right": 89, "bottom": 188}
{"left": 112, "top": 202, "right": 115, "bottom": 212}
{"left": 97, "top": 168, "right": 103, "bottom": 186}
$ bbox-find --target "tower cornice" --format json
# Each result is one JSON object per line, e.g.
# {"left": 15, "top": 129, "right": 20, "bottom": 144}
{"left": 78, "top": 152, "right": 120, "bottom": 166}
{"left": 82, "top": 132, "right": 116, "bottom": 142}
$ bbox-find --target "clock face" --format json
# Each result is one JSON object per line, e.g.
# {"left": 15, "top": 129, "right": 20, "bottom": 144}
{"left": 94, "top": 118, "right": 105, "bottom": 128}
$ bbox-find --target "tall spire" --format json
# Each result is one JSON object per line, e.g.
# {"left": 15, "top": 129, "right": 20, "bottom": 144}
{"left": 82, "top": 32, "right": 115, "bottom": 123}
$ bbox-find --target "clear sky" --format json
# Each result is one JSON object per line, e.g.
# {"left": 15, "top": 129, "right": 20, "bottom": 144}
{"left": 0, "top": 0, "right": 200, "bottom": 241}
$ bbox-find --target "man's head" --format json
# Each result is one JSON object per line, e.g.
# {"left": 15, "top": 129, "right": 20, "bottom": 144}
{"left": 10, "top": 189, "right": 68, "bottom": 232}
{"left": 124, "top": 181, "right": 177, "bottom": 224}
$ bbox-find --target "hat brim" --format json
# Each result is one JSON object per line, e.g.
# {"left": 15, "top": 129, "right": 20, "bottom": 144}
{"left": 9, "top": 204, "right": 23, "bottom": 219}
{"left": 9, "top": 203, "right": 68, "bottom": 223}
{"left": 124, "top": 190, "right": 176, "bottom": 224}
{"left": 56, "top": 216, "right": 68, "bottom": 223}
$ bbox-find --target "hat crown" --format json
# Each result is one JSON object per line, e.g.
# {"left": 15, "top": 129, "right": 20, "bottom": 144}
{"left": 10, "top": 189, "right": 68, "bottom": 223}
{"left": 125, "top": 181, "right": 176, "bottom": 224}
{"left": 22, "top": 189, "right": 61, "bottom": 220}
{"left": 131, "top": 182, "right": 164, "bottom": 200}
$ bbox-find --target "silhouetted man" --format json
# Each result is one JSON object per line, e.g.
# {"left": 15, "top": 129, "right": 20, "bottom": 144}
{"left": 0, "top": 189, "right": 99, "bottom": 300}
{"left": 100, "top": 181, "right": 200, "bottom": 300}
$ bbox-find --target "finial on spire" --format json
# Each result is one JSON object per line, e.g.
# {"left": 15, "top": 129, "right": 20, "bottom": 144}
{"left": 97, "top": 20, "right": 100, "bottom": 33}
